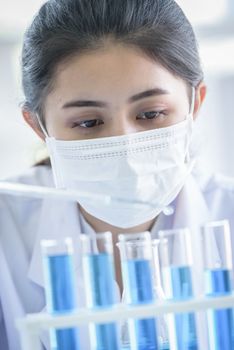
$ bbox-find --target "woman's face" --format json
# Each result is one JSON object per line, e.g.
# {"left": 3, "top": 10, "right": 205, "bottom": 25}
{"left": 43, "top": 45, "right": 192, "bottom": 141}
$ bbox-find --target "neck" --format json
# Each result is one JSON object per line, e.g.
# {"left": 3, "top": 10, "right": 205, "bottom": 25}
{"left": 79, "top": 205, "right": 156, "bottom": 235}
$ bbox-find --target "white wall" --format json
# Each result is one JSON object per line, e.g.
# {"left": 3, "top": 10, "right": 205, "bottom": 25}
{"left": 0, "top": 43, "right": 42, "bottom": 179}
{"left": 196, "top": 74, "right": 234, "bottom": 175}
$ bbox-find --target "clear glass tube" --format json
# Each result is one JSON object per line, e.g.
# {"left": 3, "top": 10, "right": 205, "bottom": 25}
{"left": 80, "top": 232, "right": 120, "bottom": 350}
{"left": 158, "top": 229, "right": 198, "bottom": 350}
{"left": 151, "top": 239, "right": 163, "bottom": 297}
{"left": 41, "top": 237, "right": 80, "bottom": 350}
{"left": 201, "top": 220, "right": 234, "bottom": 350}
{"left": 152, "top": 239, "right": 170, "bottom": 350}
{"left": 117, "top": 231, "right": 159, "bottom": 350}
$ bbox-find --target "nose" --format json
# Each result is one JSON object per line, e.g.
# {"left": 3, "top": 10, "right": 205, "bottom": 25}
{"left": 109, "top": 115, "right": 140, "bottom": 137}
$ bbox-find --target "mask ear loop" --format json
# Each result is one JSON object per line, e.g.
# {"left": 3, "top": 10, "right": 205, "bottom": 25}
{"left": 35, "top": 113, "right": 49, "bottom": 138}
{"left": 185, "top": 86, "right": 196, "bottom": 164}
{"left": 35, "top": 113, "right": 65, "bottom": 187}
{"left": 189, "top": 86, "right": 196, "bottom": 117}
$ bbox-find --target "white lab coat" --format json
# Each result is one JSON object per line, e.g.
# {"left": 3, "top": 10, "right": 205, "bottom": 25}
{"left": 1, "top": 164, "right": 234, "bottom": 350}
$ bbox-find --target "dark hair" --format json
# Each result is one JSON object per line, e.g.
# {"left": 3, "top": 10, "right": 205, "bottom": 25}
{"left": 22, "top": 0, "right": 203, "bottom": 116}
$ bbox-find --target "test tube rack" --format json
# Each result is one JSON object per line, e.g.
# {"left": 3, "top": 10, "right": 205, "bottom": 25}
{"left": 17, "top": 295, "right": 234, "bottom": 350}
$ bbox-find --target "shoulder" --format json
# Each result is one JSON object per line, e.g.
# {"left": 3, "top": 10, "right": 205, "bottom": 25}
{"left": 0, "top": 165, "right": 53, "bottom": 223}
{"left": 203, "top": 173, "right": 234, "bottom": 196}
{"left": 191, "top": 162, "right": 234, "bottom": 199}
{"left": 3, "top": 165, "right": 53, "bottom": 187}
{"left": 201, "top": 172, "right": 234, "bottom": 219}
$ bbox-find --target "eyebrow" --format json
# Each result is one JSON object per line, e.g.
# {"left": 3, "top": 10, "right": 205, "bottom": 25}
{"left": 62, "top": 88, "right": 170, "bottom": 109}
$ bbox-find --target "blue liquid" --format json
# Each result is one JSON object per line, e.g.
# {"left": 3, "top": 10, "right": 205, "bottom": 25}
{"left": 205, "top": 269, "right": 234, "bottom": 350}
{"left": 84, "top": 253, "right": 119, "bottom": 350}
{"left": 164, "top": 266, "right": 198, "bottom": 350}
{"left": 123, "top": 258, "right": 158, "bottom": 350}
{"left": 44, "top": 254, "right": 80, "bottom": 350}
{"left": 160, "top": 343, "right": 170, "bottom": 350}
{"left": 53, "top": 328, "right": 80, "bottom": 350}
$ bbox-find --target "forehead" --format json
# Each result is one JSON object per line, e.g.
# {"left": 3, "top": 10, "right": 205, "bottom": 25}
{"left": 47, "top": 44, "right": 188, "bottom": 104}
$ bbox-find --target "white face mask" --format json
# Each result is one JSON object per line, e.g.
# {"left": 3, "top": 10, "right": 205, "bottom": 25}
{"left": 38, "top": 89, "right": 195, "bottom": 228}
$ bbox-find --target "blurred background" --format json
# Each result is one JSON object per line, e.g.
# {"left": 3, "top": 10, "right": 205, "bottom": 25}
{"left": 0, "top": 0, "right": 233, "bottom": 179}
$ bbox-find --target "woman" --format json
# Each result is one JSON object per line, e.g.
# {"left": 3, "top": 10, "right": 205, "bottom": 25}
{"left": 1, "top": 0, "right": 234, "bottom": 349}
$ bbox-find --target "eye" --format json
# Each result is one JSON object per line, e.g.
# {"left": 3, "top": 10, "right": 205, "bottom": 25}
{"left": 72, "top": 119, "right": 104, "bottom": 128}
{"left": 136, "top": 111, "right": 166, "bottom": 120}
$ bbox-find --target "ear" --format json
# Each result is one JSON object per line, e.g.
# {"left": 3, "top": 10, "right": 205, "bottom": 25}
{"left": 193, "top": 82, "right": 207, "bottom": 120}
{"left": 22, "top": 109, "right": 46, "bottom": 141}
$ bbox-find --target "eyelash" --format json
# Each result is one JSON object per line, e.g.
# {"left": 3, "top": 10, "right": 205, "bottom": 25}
{"left": 71, "top": 110, "right": 166, "bottom": 129}
{"left": 136, "top": 110, "right": 166, "bottom": 120}
{"left": 73, "top": 119, "right": 104, "bottom": 128}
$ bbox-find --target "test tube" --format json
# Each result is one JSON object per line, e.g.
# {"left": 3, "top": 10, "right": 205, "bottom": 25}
{"left": 201, "top": 220, "right": 234, "bottom": 350}
{"left": 80, "top": 232, "right": 120, "bottom": 350}
{"left": 117, "top": 231, "right": 159, "bottom": 350}
{"left": 41, "top": 238, "right": 80, "bottom": 350}
{"left": 158, "top": 228, "right": 198, "bottom": 350}
{"left": 152, "top": 239, "right": 170, "bottom": 350}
